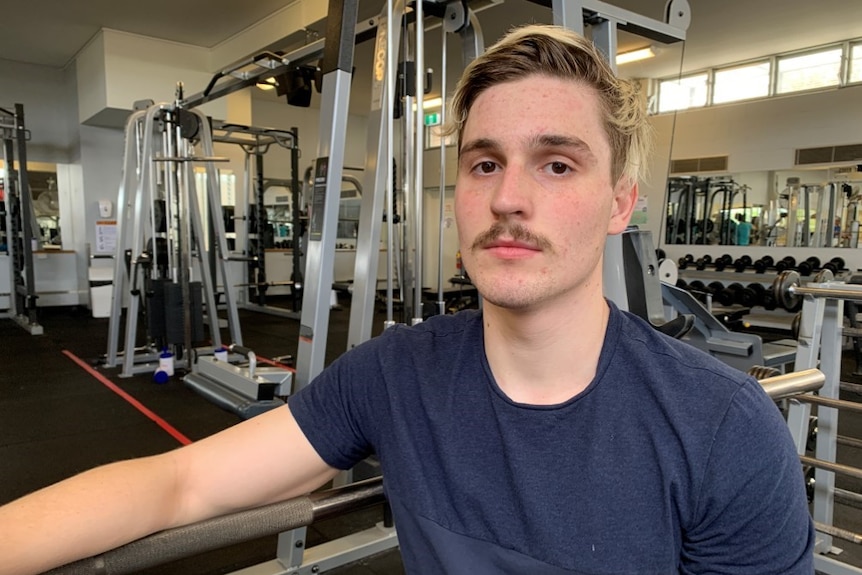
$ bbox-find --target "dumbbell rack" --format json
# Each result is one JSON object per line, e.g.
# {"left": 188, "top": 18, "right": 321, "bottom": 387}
{"left": 784, "top": 280, "right": 862, "bottom": 574}
{"left": 674, "top": 253, "right": 847, "bottom": 332}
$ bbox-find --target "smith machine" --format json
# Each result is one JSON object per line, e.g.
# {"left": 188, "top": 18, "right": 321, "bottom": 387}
{"left": 0, "top": 103, "right": 41, "bottom": 335}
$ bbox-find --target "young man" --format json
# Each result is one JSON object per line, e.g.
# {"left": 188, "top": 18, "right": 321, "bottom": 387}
{"left": 0, "top": 24, "right": 813, "bottom": 574}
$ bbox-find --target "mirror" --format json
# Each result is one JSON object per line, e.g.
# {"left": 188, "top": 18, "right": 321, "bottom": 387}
{"left": 664, "top": 168, "right": 862, "bottom": 248}
{"left": 31, "top": 169, "right": 61, "bottom": 248}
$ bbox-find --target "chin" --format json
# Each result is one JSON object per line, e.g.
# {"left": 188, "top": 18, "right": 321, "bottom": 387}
{"left": 472, "top": 274, "right": 544, "bottom": 310}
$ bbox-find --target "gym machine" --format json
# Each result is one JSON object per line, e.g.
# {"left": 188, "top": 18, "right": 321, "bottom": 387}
{"left": 209, "top": 120, "right": 303, "bottom": 317}
{"left": 539, "top": 0, "right": 692, "bottom": 312}
{"left": 104, "top": 95, "right": 243, "bottom": 378}
{"left": 0, "top": 103, "right": 42, "bottom": 335}
{"left": 346, "top": 0, "right": 486, "bottom": 351}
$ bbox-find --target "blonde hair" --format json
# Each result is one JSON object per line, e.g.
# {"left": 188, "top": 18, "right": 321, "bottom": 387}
{"left": 448, "top": 24, "right": 651, "bottom": 186}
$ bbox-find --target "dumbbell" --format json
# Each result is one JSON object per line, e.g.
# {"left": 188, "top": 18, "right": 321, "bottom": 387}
{"left": 726, "top": 282, "right": 757, "bottom": 307}
{"left": 733, "top": 255, "right": 752, "bottom": 273}
{"left": 708, "top": 281, "right": 734, "bottom": 306}
{"left": 677, "top": 254, "right": 694, "bottom": 270}
{"left": 695, "top": 255, "right": 713, "bottom": 271}
{"left": 753, "top": 255, "right": 774, "bottom": 274}
{"left": 775, "top": 256, "right": 796, "bottom": 273}
{"left": 822, "top": 257, "right": 845, "bottom": 274}
{"left": 745, "top": 282, "right": 767, "bottom": 306}
{"left": 713, "top": 254, "right": 733, "bottom": 272}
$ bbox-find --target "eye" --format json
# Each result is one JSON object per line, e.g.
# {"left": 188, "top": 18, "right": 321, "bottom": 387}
{"left": 473, "top": 160, "right": 498, "bottom": 174}
{"left": 546, "top": 161, "right": 572, "bottom": 175}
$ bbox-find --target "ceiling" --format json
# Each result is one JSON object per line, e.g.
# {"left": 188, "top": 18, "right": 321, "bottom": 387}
{"left": 2, "top": 0, "right": 861, "bottom": 100}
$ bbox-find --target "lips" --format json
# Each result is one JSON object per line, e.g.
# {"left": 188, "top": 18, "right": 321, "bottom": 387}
{"left": 484, "top": 239, "right": 541, "bottom": 251}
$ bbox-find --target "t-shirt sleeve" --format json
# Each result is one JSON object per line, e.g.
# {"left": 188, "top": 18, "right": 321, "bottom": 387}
{"left": 287, "top": 338, "right": 388, "bottom": 470}
{"left": 681, "top": 377, "right": 815, "bottom": 574}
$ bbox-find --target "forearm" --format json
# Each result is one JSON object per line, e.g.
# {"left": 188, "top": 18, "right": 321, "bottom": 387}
{"left": 0, "top": 453, "right": 181, "bottom": 575}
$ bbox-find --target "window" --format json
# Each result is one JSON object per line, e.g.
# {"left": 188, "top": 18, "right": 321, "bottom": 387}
{"left": 658, "top": 73, "right": 708, "bottom": 113}
{"left": 713, "top": 62, "right": 771, "bottom": 104}
{"left": 850, "top": 42, "right": 862, "bottom": 84}
{"left": 776, "top": 48, "right": 842, "bottom": 94}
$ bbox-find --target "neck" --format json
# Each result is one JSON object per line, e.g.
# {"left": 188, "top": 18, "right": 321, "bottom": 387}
{"left": 482, "top": 289, "right": 610, "bottom": 405}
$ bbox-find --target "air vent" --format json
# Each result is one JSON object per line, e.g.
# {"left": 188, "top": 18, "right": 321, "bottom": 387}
{"left": 669, "top": 156, "right": 729, "bottom": 174}
{"left": 795, "top": 143, "right": 862, "bottom": 165}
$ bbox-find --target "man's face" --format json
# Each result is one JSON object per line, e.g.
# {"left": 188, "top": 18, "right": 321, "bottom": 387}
{"left": 454, "top": 74, "right": 636, "bottom": 311}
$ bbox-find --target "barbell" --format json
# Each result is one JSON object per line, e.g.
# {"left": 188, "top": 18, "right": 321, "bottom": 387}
{"left": 770, "top": 268, "right": 862, "bottom": 311}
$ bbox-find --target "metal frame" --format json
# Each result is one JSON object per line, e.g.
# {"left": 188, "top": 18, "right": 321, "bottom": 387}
{"left": 209, "top": 121, "right": 302, "bottom": 317}
{"left": 0, "top": 104, "right": 42, "bottom": 334}
{"left": 105, "top": 102, "right": 242, "bottom": 377}
{"left": 782, "top": 280, "right": 862, "bottom": 573}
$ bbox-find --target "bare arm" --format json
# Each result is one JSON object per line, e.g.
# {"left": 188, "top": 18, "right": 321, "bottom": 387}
{"left": 0, "top": 405, "right": 338, "bottom": 575}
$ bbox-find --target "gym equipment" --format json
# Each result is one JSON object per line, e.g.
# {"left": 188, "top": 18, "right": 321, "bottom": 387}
{"left": 43, "top": 477, "right": 395, "bottom": 575}
{"left": 209, "top": 121, "right": 302, "bottom": 316}
{"left": 779, "top": 275, "right": 862, "bottom": 572}
{"left": 662, "top": 281, "right": 797, "bottom": 373}
{"left": 104, "top": 99, "right": 243, "bottom": 378}
{"left": 184, "top": 345, "right": 291, "bottom": 418}
{"left": 0, "top": 103, "right": 42, "bottom": 335}
{"left": 772, "top": 269, "right": 862, "bottom": 312}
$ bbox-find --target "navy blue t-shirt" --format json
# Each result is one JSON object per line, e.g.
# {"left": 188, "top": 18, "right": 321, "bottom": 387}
{"left": 290, "top": 304, "right": 814, "bottom": 574}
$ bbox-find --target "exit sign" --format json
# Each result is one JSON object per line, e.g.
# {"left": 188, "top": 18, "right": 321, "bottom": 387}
{"left": 424, "top": 112, "right": 441, "bottom": 126}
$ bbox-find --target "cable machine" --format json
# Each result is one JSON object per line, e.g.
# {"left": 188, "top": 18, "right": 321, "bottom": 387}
{"left": 104, "top": 94, "right": 243, "bottom": 378}
{"left": 0, "top": 103, "right": 42, "bottom": 335}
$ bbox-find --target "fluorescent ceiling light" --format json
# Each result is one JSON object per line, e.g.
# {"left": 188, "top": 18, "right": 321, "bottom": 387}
{"left": 616, "top": 46, "right": 657, "bottom": 65}
{"left": 256, "top": 77, "right": 277, "bottom": 91}
{"left": 411, "top": 97, "right": 443, "bottom": 112}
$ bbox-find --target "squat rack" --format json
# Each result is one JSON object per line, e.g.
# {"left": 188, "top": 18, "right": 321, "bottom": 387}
{"left": 210, "top": 120, "right": 302, "bottom": 316}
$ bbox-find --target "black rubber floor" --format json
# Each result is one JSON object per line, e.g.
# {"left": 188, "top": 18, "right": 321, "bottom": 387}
{"left": 0, "top": 298, "right": 403, "bottom": 575}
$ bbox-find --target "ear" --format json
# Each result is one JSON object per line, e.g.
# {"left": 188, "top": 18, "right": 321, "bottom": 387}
{"left": 608, "top": 178, "right": 638, "bottom": 235}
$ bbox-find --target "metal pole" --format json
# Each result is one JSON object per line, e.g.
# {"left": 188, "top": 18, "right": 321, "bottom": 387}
{"left": 384, "top": 0, "right": 396, "bottom": 329}
{"left": 436, "top": 23, "right": 448, "bottom": 317}
{"left": 412, "top": 0, "right": 424, "bottom": 325}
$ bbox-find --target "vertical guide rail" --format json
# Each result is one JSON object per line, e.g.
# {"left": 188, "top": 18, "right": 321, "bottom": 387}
{"left": 411, "top": 0, "right": 425, "bottom": 325}
{"left": 0, "top": 104, "right": 42, "bottom": 333}
{"left": 194, "top": 107, "right": 243, "bottom": 347}
{"left": 106, "top": 110, "right": 147, "bottom": 366}
{"left": 294, "top": 0, "right": 358, "bottom": 391}
{"left": 435, "top": 21, "right": 448, "bottom": 316}
{"left": 290, "top": 127, "right": 302, "bottom": 313}
{"left": 12, "top": 104, "right": 39, "bottom": 330}
{"left": 346, "top": 0, "right": 405, "bottom": 350}
{"left": 120, "top": 104, "right": 167, "bottom": 377}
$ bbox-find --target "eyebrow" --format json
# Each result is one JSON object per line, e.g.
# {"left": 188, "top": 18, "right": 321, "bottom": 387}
{"left": 459, "top": 137, "right": 501, "bottom": 158}
{"left": 459, "top": 134, "right": 598, "bottom": 166}
{"left": 530, "top": 134, "right": 598, "bottom": 165}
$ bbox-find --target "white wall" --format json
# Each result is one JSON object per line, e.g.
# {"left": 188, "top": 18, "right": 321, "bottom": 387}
{"left": 0, "top": 59, "right": 75, "bottom": 163}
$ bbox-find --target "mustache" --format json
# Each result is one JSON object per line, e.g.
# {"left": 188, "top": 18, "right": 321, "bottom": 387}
{"left": 470, "top": 222, "right": 553, "bottom": 252}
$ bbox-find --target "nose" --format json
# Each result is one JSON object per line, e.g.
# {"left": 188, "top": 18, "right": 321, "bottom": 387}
{"left": 489, "top": 163, "right": 532, "bottom": 219}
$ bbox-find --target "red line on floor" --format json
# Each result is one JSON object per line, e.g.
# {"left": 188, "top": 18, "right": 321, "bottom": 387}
{"left": 255, "top": 355, "right": 296, "bottom": 373}
{"left": 61, "top": 350, "right": 192, "bottom": 446}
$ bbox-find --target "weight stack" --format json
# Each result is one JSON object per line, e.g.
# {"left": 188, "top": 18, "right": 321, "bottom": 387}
{"left": 148, "top": 279, "right": 205, "bottom": 345}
